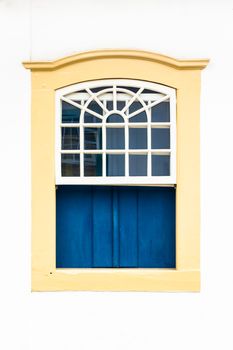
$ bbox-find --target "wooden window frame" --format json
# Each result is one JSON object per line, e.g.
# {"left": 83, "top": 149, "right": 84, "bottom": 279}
{"left": 24, "top": 49, "right": 209, "bottom": 291}
{"left": 56, "top": 79, "right": 176, "bottom": 185}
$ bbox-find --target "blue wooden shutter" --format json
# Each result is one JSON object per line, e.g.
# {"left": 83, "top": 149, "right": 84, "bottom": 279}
{"left": 56, "top": 186, "right": 175, "bottom": 268}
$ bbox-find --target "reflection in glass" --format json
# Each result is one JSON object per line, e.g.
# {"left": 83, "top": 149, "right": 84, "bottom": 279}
{"left": 151, "top": 128, "right": 170, "bottom": 149}
{"left": 62, "top": 128, "right": 80, "bottom": 149}
{"left": 61, "top": 154, "right": 80, "bottom": 176}
{"left": 106, "top": 128, "right": 125, "bottom": 149}
{"left": 151, "top": 102, "right": 170, "bottom": 122}
{"left": 84, "top": 128, "right": 102, "bottom": 150}
{"left": 62, "top": 101, "right": 81, "bottom": 123}
{"left": 84, "top": 101, "right": 103, "bottom": 123}
{"left": 152, "top": 155, "right": 170, "bottom": 176}
{"left": 106, "top": 155, "right": 125, "bottom": 176}
{"left": 129, "top": 155, "right": 147, "bottom": 176}
{"left": 84, "top": 154, "right": 102, "bottom": 176}
{"left": 129, "top": 128, "right": 147, "bottom": 149}
{"left": 129, "top": 101, "right": 147, "bottom": 122}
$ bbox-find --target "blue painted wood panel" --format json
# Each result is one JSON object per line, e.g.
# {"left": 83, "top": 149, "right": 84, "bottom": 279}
{"left": 112, "top": 188, "right": 120, "bottom": 267}
{"left": 56, "top": 186, "right": 92, "bottom": 267}
{"left": 138, "top": 187, "right": 175, "bottom": 267}
{"left": 56, "top": 186, "right": 175, "bottom": 268}
{"left": 92, "top": 186, "right": 113, "bottom": 267}
{"left": 118, "top": 187, "right": 138, "bottom": 267}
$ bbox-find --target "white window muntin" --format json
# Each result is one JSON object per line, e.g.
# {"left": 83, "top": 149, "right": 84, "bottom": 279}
{"left": 55, "top": 79, "right": 176, "bottom": 185}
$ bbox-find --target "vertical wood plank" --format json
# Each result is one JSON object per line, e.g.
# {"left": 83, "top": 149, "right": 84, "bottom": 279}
{"left": 92, "top": 186, "right": 113, "bottom": 267}
{"left": 138, "top": 187, "right": 175, "bottom": 267}
{"left": 112, "top": 187, "right": 119, "bottom": 267}
{"left": 56, "top": 186, "right": 93, "bottom": 267}
{"left": 118, "top": 186, "right": 138, "bottom": 267}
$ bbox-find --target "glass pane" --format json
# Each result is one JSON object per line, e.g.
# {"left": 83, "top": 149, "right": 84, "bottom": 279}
{"left": 117, "top": 101, "right": 125, "bottom": 110}
{"left": 151, "top": 102, "right": 170, "bottom": 122}
{"left": 129, "top": 155, "right": 147, "bottom": 176}
{"left": 152, "top": 155, "right": 170, "bottom": 176}
{"left": 107, "top": 101, "right": 113, "bottom": 110}
{"left": 84, "top": 101, "right": 103, "bottom": 123}
{"left": 61, "top": 154, "right": 80, "bottom": 176}
{"left": 62, "top": 127, "right": 80, "bottom": 149}
{"left": 84, "top": 154, "right": 102, "bottom": 176}
{"left": 62, "top": 101, "right": 81, "bottom": 123}
{"left": 90, "top": 86, "right": 111, "bottom": 93}
{"left": 106, "top": 155, "right": 125, "bottom": 176}
{"left": 129, "top": 101, "right": 147, "bottom": 122}
{"left": 84, "top": 128, "right": 102, "bottom": 150}
{"left": 151, "top": 128, "right": 170, "bottom": 149}
{"left": 84, "top": 114, "right": 102, "bottom": 123}
{"left": 129, "top": 128, "right": 147, "bottom": 149}
{"left": 107, "top": 100, "right": 125, "bottom": 111}
{"left": 106, "top": 128, "right": 125, "bottom": 149}
{"left": 142, "top": 88, "right": 156, "bottom": 94}
{"left": 107, "top": 114, "right": 124, "bottom": 123}
{"left": 120, "top": 86, "right": 140, "bottom": 93}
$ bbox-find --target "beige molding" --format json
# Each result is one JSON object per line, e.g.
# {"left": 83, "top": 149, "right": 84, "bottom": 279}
{"left": 23, "top": 49, "right": 209, "bottom": 71}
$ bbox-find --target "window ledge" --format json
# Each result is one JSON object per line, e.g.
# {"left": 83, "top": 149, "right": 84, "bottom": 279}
{"left": 32, "top": 269, "right": 200, "bottom": 292}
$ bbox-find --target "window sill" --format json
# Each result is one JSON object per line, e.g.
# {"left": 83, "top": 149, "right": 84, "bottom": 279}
{"left": 32, "top": 269, "right": 200, "bottom": 292}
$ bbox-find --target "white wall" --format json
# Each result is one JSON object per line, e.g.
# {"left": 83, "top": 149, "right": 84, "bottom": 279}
{"left": 0, "top": 0, "right": 233, "bottom": 349}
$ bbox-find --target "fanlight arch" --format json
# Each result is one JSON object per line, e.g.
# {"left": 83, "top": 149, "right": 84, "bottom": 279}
{"left": 106, "top": 114, "right": 124, "bottom": 123}
{"left": 56, "top": 79, "right": 176, "bottom": 185}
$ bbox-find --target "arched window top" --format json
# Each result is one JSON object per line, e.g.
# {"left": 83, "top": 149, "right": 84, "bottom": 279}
{"left": 106, "top": 114, "right": 124, "bottom": 123}
{"left": 56, "top": 79, "right": 176, "bottom": 185}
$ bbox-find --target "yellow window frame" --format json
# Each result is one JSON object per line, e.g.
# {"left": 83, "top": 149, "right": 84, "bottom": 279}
{"left": 24, "top": 49, "right": 209, "bottom": 292}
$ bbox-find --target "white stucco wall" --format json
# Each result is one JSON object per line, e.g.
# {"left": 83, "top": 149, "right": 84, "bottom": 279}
{"left": 0, "top": 0, "right": 233, "bottom": 349}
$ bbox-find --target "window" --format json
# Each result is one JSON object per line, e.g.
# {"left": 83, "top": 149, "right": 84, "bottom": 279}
{"left": 24, "top": 49, "right": 208, "bottom": 291}
{"left": 56, "top": 80, "right": 176, "bottom": 269}
{"left": 56, "top": 80, "right": 176, "bottom": 185}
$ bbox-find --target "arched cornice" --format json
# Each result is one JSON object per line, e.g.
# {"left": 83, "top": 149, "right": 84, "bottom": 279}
{"left": 23, "top": 49, "right": 209, "bottom": 71}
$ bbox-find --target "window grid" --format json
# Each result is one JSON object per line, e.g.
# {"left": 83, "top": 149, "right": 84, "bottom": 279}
{"left": 125, "top": 101, "right": 129, "bottom": 177}
{"left": 102, "top": 99, "right": 107, "bottom": 177}
{"left": 56, "top": 80, "right": 176, "bottom": 185}
{"left": 60, "top": 105, "right": 171, "bottom": 176}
